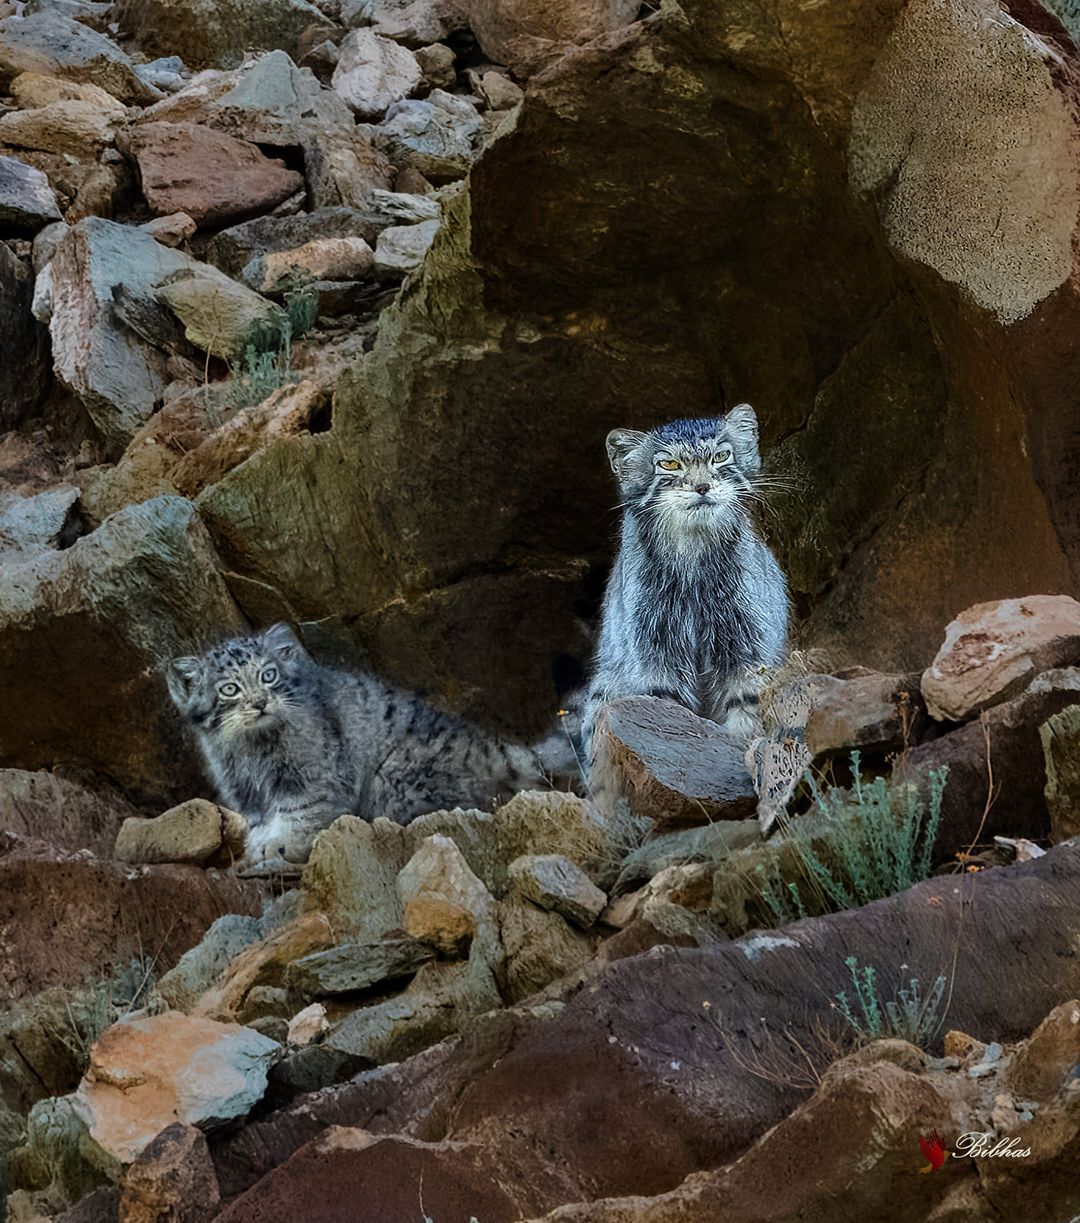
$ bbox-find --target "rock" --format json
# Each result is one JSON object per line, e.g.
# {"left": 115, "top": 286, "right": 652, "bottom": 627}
{"left": 114, "top": 799, "right": 246, "bottom": 866}
{"left": 118, "top": 1123, "right": 220, "bottom": 1223}
{"left": 396, "top": 834, "right": 495, "bottom": 955}
{"left": 155, "top": 266, "right": 286, "bottom": 360}
{"left": 0, "top": 11, "right": 153, "bottom": 103}
{"left": 331, "top": 29, "right": 423, "bottom": 119}
{"left": 366, "top": 90, "right": 483, "bottom": 180}
{"left": 135, "top": 56, "right": 188, "bottom": 94}
{"left": 0, "top": 496, "right": 248, "bottom": 803}
{"left": 139, "top": 211, "right": 196, "bottom": 248}
{"left": 500, "top": 898, "right": 594, "bottom": 1003}
{"left": 1041, "top": 704, "right": 1080, "bottom": 843}
{"left": 923, "top": 596, "right": 1080, "bottom": 722}
{"left": 0, "top": 768, "right": 139, "bottom": 857}
{"left": 464, "top": 0, "right": 639, "bottom": 69}
{"left": 413, "top": 41, "right": 455, "bottom": 89}
{"left": 0, "top": 241, "right": 49, "bottom": 427}
{"left": 302, "top": 815, "right": 411, "bottom": 936}
{"left": 0, "top": 153, "right": 61, "bottom": 232}
{"left": 72, "top": 1012, "right": 280, "bottom": 1167}
{"left": 156, "top": 915, "right": 264, "bottom": 1013}
{"left": 804, "top": 670, "right": 925, "bottom": 759}
{"left": 207, "top": 207, "right": 381, "bottom": 279}
{"left": 372, "top": 216, "right": 437, "bottom": 275}
{"left": 286, "top": 1003, "right": 329, "bottom": 1048}
{"left": 593, "top": 697, "right": 758, "bottom": 825}
{"left": 8, "top": 70, "right": 123, "bottom": 109}
{"left": 365, "top": 0, "right": 462, "bottom": 46}
{"left": 113, "top": 0, "right": 333, "bottom": 71}
{"left": 193, "top": 914, "right": 336, "bottom": 1021}
{"left": 243, "top": 236, "right": 374, "bottom": 293}
{"left": 287, "top": 937, "right": 434, "bottom": 997}
{"left": 0, "top": 834, "right": 260, "bottom": 1010}
{"left": 475, "top": 69, "right": 523, "bottom": 111}
{"left": 121, "top": 122, "right": 306, "bottom": 228}
{"left": 0, "top": 98, "right": 122, "bottom": 157}
{"left": 0, "top": 482, "right": 79, "bottom": 563}
{"left": 895, "top": 667, "right": 1080, "bottom": 852}
{"left": 508, "top": 854, "right": 606, "bottom": 928}
{"left": 1009, "top": 998, "right": 1080, "bottom": 1101}
{"left": 614, "top": 820, "right": 760, "bottom": 894}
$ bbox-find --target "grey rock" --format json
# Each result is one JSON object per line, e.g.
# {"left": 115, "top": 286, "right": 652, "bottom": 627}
{"left": 208, "top": 207, "right": 381, "bottom": 278}
{"left": 1041, "top": 704, "right": 1080, "bottom": 843}
{"left": 615, "top": 820, "right": 761, "bottom": 894}
{"left": 507, "top": 853, "right": 607, "bottom": 928}
{"left": 804, "top": 670, "right": 925, "bottom": 759}
{"left": 0, "top": 240, "right": 50, "bottom": 427}
{"left": 0, "top": 153, "right": 62, "bottom": 233}
{"left": 373, "top": 215, "right": 438, "bottom": 275}
{"left": 157, "top": 914, "right": 264, "bottom": 1013}
{"left": 414, "top": 41, "right": 456, "bottom": 89}
{"left": 0, "top": 484, "right": 80, "bottom": 560}
{"left": 331, "top": 28, "right": 423, "bottom": 119}
{"left": 287, "top": 937, "right": 434, "bottom": 997}
{"left": 366, "top": 89, "right": 483, "bottom": 180}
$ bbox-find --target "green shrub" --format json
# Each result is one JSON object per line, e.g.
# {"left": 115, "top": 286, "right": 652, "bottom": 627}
{"left": 225, "top": 286, "right": 319, "bottom": 409}
{"left": 834, "top": 955, "right": 946, "bottom": 1048}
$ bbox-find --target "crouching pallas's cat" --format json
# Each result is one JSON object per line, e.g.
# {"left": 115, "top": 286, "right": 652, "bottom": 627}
{"left": 167, "top": 623, "right": 543, "bottom": 864}
{"left": 582, "top": 405, "right": 789, "bottom": 754}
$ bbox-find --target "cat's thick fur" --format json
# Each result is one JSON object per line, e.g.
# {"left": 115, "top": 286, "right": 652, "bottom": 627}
{"left": 167, "top": 624, "right": 542, "bottom": 863}
{"left": 582, "top": 406, "right": 788, "bottom": 754}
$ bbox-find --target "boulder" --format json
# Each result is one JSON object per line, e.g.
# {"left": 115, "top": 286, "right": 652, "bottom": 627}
{"left": 0, "top": 767, "right": 139, "bottom": 857}
{"left": 396, "top": 834, "right": 495, "bottom": 955}
{"left": 155, "top": 266, "right": 286, "bottom": 360}
{"left": 139, "top": 211, "right": 196, "bottom": 248}
{"left": 72, "top": 1012, "right": 280, "bottom": 1167}
{"left": 364, "top": 0, "right": 463, "bottom": 46}
{"left": 372, "top": 216, "right": 437, "bottom": 275}
{"left": 302, "top": 816, "right": 411, "bottom": 936}
{"left": 118, "top": 1123, "right": 220, "bottom": 1223}
{"left": 0, "top": 152, "right": 61, "bottom": 232}
{"left": 0, "top": 834, "right": 260, "bottom": 1010}
{"left": 507, "top": 854, "right": 606, "bottom": 928}
{"left": 243, "top": 236, "right": 374, "bottom": 293}
{"left": 464, "top": 0, "right": 639, "bottom": 70}
{"left": 500, "top": 898, "right": 594, "bottom": 1003}
{"left": 0, "top": 484, "right": 80, "bottom": 561}
{"left": 0, "top": 496, "right": 248, "bottom": 804}
{"left": 413, "top": 41, "right": 455, "bottom": 89}
{"left": 365, "top": 90, "right": 482, "bottom": 180}
{"left": 113, "top": 0, "right": 333, "bottom": 71}
{"left": 804, "top": 670, "right": 925, "bottom": 759}
{"left": 207, "top": 208, "right": 380, "bottom": 279}
{"left": 0, "top": 97, "right": 122, "bottom": 156}
{"left": 922, "top": 596, "right": 1080, "bottom": 722}
{"left": 1009, "top": 998, "right": 1080, "bottom": 1101}
{"left": 287, "top": 937, "right": 434, "bottom": 997}
{"left": 0, "top": 11, "right": 153, "bottom": 103}
{"left": 613, "top": 820, "right": 760, "bottom": 894}
{"left": 121, "top": 122, "right": 306, "bottom": 228}
{"left": 114, "top": 799, "right": 246, "bottom": 866}
{"left": 592, "top": 697, "right": 758, "bottom": 825}
{"left": 1041, "top": 704, "right": 1080, "bottom": 843}
{"left": 473, "top": 69, "right": 523, "bottom": 111}
{"left": 156, "top": 914, "right": 264, "bottom": 1013}
{"left": 331, "top": 29, "right": 423, "bottom": 119}
{"left": 0, "top": 240, "right": 49, "bottom": 427}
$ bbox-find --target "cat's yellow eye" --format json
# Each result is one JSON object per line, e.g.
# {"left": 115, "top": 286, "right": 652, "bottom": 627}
{"left": 713, "top": 448, "right": 733, "bottom": 464}
{"left": 658, "top": 459, "right": 682, "bottom": 471}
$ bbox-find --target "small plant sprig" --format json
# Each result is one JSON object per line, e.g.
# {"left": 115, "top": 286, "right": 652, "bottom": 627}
{"left": 834, "top": 955, "right": 947, "bottom": 1047}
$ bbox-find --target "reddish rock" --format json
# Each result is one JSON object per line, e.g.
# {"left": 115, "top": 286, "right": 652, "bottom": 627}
{"left": 121, "top": 123, "right": 305, "bottom": 228}
{"left": 119, "top": 1123, "right": 220, "bottom": 1223}
{"left": 0, "top": 768, "right": 139, "bottom": 857}
{"left": 0, "top": 833, "right": 261, "bottom": 1009}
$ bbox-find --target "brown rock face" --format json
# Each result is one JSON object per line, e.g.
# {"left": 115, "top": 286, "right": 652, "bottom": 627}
{"left": 121, "top": 123, "right": 306, "bottom": 227}
{"left": 119, "top": 1123, "right": 220, "bottom": 1223}
{"left": 0, "top": 834, "right": 260, "bottom": 1008}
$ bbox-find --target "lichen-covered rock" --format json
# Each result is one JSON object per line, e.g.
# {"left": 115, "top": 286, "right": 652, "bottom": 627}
{"left": 366, "top": 91, "right": 482, "bottom": 180}
{"left": 508, "top": 854, "right": 606, "bottom": 928}
{"left": 397, "top": 834, "right": 495, "bottom": 955}
{"left": 1041, "top": 704, "right": 1080, "bottom": 843}
{"left": 923, "top": 597, "right": 1080, "bottom": 722}
{"left": 114, "top": 799, "right": 246, "bottom": 866}
{"left": 155, "top": 266, "right": 286, "bottom": 359}
{"left": 500, "top": 898, "right": 594, "bottom": 1003}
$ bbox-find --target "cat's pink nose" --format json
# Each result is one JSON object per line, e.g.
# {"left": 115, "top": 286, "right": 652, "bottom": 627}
{"left": 695, "top": 483, "right": 711, "bottom": 495}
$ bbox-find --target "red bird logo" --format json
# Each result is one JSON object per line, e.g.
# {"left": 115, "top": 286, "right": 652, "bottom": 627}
{"left": 918, "top": 1130, "right": 950, "bottom": 1173}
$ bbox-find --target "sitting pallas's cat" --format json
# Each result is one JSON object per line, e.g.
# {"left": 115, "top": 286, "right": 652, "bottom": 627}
{"left": 166, "top": 623, "right": 544, "bottom": 864}
{"left": 582, "top": 406, "right": 789, "bottom": 755}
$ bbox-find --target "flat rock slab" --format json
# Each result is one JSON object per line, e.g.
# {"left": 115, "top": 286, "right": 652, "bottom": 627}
{"left": 211, "top": 843, "right": 1080, "bottom": 1212}
{"left": 287, "top": 936, "right": 434, "bottom": 997}
{"left": 594, "top": 696, "right": 757, "bottom": 824}
{"left": 508, "top": 853, "right": 606, "bottom": 928}
{"left": 0, "top": 153, "right": 61, "bottom": 232}
{"left": 922, "top": 595, "right": 1080, "bottom": 722}
{"left": 804, "top": 670, "right": 924, "bottom": 758}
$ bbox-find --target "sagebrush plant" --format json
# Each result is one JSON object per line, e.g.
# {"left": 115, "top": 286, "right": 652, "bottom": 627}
{"left": 226, "top": 286, "right": 318, "bottom": 409}
{"left": 755, "top": 752, "right": 948, "bottom": 923}
{"left": 834, "top": 955, "right": 947, "bottom": 1047}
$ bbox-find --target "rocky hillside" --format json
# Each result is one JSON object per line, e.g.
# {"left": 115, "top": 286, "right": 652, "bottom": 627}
{"left": 3, "top": 0, "right": 1080, "bottom": 1220}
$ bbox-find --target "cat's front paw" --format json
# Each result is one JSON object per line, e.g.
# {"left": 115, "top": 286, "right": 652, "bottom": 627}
{"left": 236, "top": 818, "right": 300, "bottom": 876}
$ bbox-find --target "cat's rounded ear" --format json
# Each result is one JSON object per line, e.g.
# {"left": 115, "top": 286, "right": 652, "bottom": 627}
{"left": 166, "top": 657, "right": 202, "bottom": 707}
{"left": 725, "top": 403, "right": 761, "bottom": 473}
{"left": 261, "top": 622, "right": 303, "bottom": 659}
{"left": 606, "top": 428, "right": 647, "bottom": 477}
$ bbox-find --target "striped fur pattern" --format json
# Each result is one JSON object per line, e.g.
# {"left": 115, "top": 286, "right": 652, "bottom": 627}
{"left": 583, "top": 406, "right": 789, "bottom": 757}
{"left": 167, "top": 623, "right": 542, "bottom": 863}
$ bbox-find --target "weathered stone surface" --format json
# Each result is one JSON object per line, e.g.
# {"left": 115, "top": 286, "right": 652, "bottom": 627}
{"left": 473, "top": 69, "right": 524, "bottom": 111}
{"left": 500, "top": 897, "right": 594, "bottom": 1003}
{"left": 0, "top": 768, "right": 139, "bottom": 857}
{"left": 1041, "top": 704, "right": 1080, "bottom": 843}
{"left": 0, "top": 98, "right": 122, "bottom": 156}
{"left": 593, "top": 697, "right": 757, "bottom": 825}
{"left": 1009, "top": 998, "right": 1080, "bottom": 1101}
{"left": 0, "top": 11, "right": 152, "bottom": 103}
{"left": 73, "top": 1013, "right": 280, "bottom": 1167}
{"left": 923, "top": 596, "right": 1080, "bottom": 722}
{"left": 464, "top": 0, "right": 638, "bottom": 70}
{"left": 397, "top": 834, "right": 495, "bottom": 955}
{"left": 118, "top": 1123, "right": 220, "bottom": 1223}
{"left": 113, "top": 0, "right": 333, "bottom": 71}
{"left": 804, "top": 670, "right": 925, "bottom": 758}
{"left": 156, "top": 265, "right": 286, "bottom": 359}
{"left": 139, "top": 211, "right": 196, "bottom": 248}
{"left": 614, "top": 820, "right": 759, "bottom": 894}
{"left": 302, "top": 816, "right": 411, "bottom": 936}
{"left": 0, "top": 834, "right": 260, "bottom": 1009}
{"left": 331, "top": 29, "right": 422, "bottom": 119}
{"left": 0, "top": 152, "right": 61, "bottom": 232}
{"left": 122, "top": 122, "right": 306, "bottom": 228}
{"left": 208, "top": 207, "right": 380, "bottom": 279}
{"left": 366, "top": 90, "right": 482, "bottom": 180}
{"left": 0, "top": 240, "right": 49, "bottom": 427}
{"left": 0, "top": 483, "right": 79, "bottom": 566}
{"left": 114, "top": 799, "right": 246, "bottom": 866}
{"left": 244, "top": 236, "right": 374, "bottom": 293}
{"left": 895, "top": 667, "right": 1080, "bottom": 852}
{"left": 0, "top": 496, "right": 247, "bottom": 803}
{"left": 372, "top": 216, "right": 437, "bottom": 275}
{"left": 157, "top": 914, "right": 264, "bottom": 1014}
{"left": 413, "top": 40, "right": 455, "bottom": 88}
{"left": 508, "top": 853, "right": 606, "bottom": 928}
{"left": 286, "top": 1003, "right": 329, "bottom": 1048}
{"left": 363, "top": 0, "right": 464, "bottom": 46}
{"left": 287, "top": 937, "right": 434, "bottom": 997}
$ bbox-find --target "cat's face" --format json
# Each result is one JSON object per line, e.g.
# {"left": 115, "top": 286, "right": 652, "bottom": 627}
{"left": 606, "top": 406, "right": 761, "bottom": 538}
{"left": 167, "top": 623, "right": 313, "bottom": 740}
